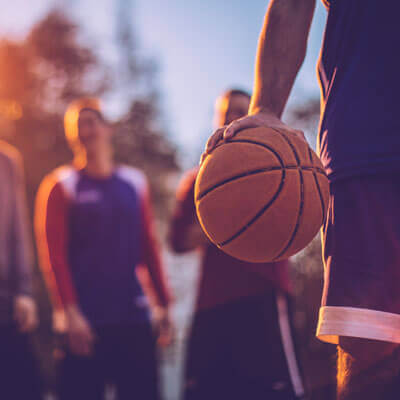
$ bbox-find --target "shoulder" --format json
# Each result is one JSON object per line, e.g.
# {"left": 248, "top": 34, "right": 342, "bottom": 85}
{"left": 0, "top": 141, "right": 22, "bottom": 171}
{"left": 40, "top": 165, "right": 79, "bottom": 199}
{"left": 176, "top": 167, "right": 198, "bottom": 200}
{"left": 115, "top": 165, "right": 148, "bottom": 197}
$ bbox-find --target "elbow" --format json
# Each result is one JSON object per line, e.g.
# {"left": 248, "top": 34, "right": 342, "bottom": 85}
{"left": 169, "top": 234, "right": 190, "bottom": 254}
{"left": 168, "top": 227, "right": 193, "bottom": 254}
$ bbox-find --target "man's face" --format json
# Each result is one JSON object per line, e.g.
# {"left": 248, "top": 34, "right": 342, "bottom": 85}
{"left": 214, "top": 93, "right": 250, "bottom": 128}
{"left": 77, "top": 109, "right": 111, "bottom": 153}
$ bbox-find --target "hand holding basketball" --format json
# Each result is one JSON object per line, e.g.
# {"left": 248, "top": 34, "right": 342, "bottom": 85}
{"left": 196, "top": 126, "right": 329, "bottom": 263}
{"left": 201, "top": 109, "right": 306, "bottom": 163}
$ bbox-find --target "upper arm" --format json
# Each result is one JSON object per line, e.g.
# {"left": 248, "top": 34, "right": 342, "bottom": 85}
{"left": 265, "top": 0, "right": 316, "bottom": 51}
{"left": 35, "top": 175, "right": 77, "bottom": 306}
{"left": 169, "top": 170, "right": 198, "bottom": 253}
{"left": 4, "top": 148, "right": 34, "bottom": 294}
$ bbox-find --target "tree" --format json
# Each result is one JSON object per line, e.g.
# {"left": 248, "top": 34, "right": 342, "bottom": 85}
{"left": 0, "top": 8, "right": 179, "bottom": 390}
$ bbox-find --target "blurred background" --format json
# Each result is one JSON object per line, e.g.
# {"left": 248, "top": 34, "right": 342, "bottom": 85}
{"left": 0, "top": 1, "right": 335, "bottom": 399}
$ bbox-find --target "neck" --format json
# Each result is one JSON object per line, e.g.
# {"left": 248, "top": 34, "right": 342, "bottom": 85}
{"left": 77, "top": 147, "right": 114, "bottom": 178}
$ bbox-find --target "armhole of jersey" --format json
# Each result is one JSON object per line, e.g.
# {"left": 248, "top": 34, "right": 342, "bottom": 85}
{"left": 116, "top": 165, "right": 148, "bottom": 202}
{"left": 321, "top": 0, "right": 331, "bottom": 9}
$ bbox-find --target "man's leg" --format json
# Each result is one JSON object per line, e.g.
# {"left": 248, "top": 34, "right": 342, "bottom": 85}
{"left": 337, "top": 337, "right": 400, "bottom": 400}
{"left": 229, "top": 292, "right": 304, "bottom": 400}
{"left": 316, "top": 176, "right": 400, "bottom": 399}
{"left": 0, "top": 325, "right": 42, "bottom": 400}
{"left": 58, "top": 340, "right": 106, "bottom": 400}
{"left": 184, "top": 307, "right": 234, "bottom": 400}
{"left": 112, "top": 324, "right": 160, "bottom": 400}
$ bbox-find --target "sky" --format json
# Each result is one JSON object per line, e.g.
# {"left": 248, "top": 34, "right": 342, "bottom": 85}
{"left": 0, "top": 0, "right": 327, "bottom": 165}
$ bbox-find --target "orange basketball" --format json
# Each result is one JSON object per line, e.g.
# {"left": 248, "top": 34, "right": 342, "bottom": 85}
{"left": 195, "top": 127, "right": 329, "bottom": 263}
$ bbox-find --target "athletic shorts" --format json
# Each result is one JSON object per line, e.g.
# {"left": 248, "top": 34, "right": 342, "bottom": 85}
{"left": 184, "top": 290, "right": 305, "bottom": 400}
{"left": 317, "top": 175, "right": 400, "bottom": 344}
{"left": 58, "top": 323, "right": 159, "bottom": 400}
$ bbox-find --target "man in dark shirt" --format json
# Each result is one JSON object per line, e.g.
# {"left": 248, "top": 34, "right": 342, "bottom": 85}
{"left": 204, "top": 1, "right": 400, "bottom": 399}
{"left": 0, "top": 141, "right": 41, "bottom": 400}
{"left": 36, "top": 98, "right": 172, "bottom": 400}
{"left": 170, "top": 89, "right": 304, "bottom": 400}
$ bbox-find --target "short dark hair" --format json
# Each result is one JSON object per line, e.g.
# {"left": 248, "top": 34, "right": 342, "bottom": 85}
{"left": 64, "top": 97, "right": 104, "bottom": 147}
{"left": 224, "top": 88, "right": 251, "bottom": 99}
{"left": 79, "top": 107, "right": 105, "bottom": 122}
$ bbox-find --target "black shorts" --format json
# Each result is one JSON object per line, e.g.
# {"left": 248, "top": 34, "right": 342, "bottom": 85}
{"left": 58, "top": 323, "right": 159, "bottom": 400}
{"left": 317, "top": 175, "right": 400, "bottom": 344}
{"left": 184, "top": 290, "right": 305, "bottom": 400}
{"left": 0, "top": 325, "right": 42, "bottom": 400}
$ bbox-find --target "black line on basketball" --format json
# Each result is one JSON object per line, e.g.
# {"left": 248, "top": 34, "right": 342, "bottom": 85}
{"left": 197, "top": 164, "right": 325, "bottom": 201}
{"left": 227, "top": 139, "right": 286, "bottom": 168}
{"left": 274, "top": 132, "right": 305, "bottom": 260}
{"left": 200, "top": 132, "right": 326, "bottom": 254}
{"left": 196, "top": 166, "right": 282, "bottom": 201}
{"left": 218, "top": 167, "right": 286, "bottom": 248}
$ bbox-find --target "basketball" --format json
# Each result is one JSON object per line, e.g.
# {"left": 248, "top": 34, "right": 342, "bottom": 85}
{"left": 195, "top": 127, "right": 329, "bottom": 263}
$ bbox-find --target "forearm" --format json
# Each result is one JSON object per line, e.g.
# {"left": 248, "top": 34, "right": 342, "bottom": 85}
{"left": 35, "top": 180, "right": 78, "bottom": 308}
{"left": 250, "top": 0, "right": 316, "bottom": 116}
{"left": 12, "top": 155, "right": 34, "bottom": 297}
{"left": 176, "top": 223, "right": 208, "bottom": 252}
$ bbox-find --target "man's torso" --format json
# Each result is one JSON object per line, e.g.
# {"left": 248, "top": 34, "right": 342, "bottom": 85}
{"left": 55, "top": 165, "right": 150, "bottom": 325}
{"left": 319, "top": 0, "right": 400, "bottom": 181}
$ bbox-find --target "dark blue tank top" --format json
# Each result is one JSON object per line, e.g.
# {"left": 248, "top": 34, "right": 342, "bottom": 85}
{"left": 67, "top": 168, "right": 150, "bottom": 326}
{"left": 318, "top": 0, "right": 400, "bottom": 181}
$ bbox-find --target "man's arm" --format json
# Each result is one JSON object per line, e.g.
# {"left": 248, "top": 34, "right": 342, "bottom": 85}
{"left": 140, "top": 182, "right": 171, "bottom": 308}
{"left": 250, "top": 0, "right": 316, "bottom": 116}
{"left": 204, "top": 0, "right": 316, "bottom": 154}
{"left": 10, "top": 152, "right": 34, "bottom": 298}
{"left": 35, "top": 177, "right": 94, "bottom": 355}
{"left": 139, "top": 182, "right": 175, "bottom": 346}
{"left": 169, "top": 169, "right": 208, "bottom": 253}
{"left": 35, "top": 178, "right": 78, "bottom": 308}
{"left": 9, "top": 152, "right": 38, "bottom": 332}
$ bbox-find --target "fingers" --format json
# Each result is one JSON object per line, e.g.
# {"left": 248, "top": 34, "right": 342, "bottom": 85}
{"left": 200, "top": 116, "right": 259, "bottom": 164}
{"left": 157, "top": 318, "right": 175, "bottom": 348}
{"left": 14, "top": 307, "right": 27, "bottom": 332}
{"left": 199, "top": 127, "right": 225, "bottom": 165}
{"left": 223, "top": 117, "right": 258, "bottom": 140}
{"left": 69, "top": 331, "right": 94, "bottom": 356}
{"left": 205, "top": 127, "right": 225, "bottom": 153}
{"left": 14, "top": 300, "right": 38, "bottom": 333}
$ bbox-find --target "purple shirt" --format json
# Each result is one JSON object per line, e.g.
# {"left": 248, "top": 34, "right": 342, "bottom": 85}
{"left": 318, "top": 0, "right": 400, "bottom": 181}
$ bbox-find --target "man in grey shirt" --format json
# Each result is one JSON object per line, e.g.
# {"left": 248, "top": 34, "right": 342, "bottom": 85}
{"left": 0, "top": 140, "right": 41, "bottom": 399}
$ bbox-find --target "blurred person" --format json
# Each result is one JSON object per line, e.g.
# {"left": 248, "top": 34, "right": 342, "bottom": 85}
{"left": 0, "top": 141, "right": 41, "bottom": 400}
{"left": 204, "top": 1, "right": 400, "bottom": 399}
{"left": 169, "top": 89, "right": 305, "bottom": 400}
{"left": 35, "top": 98, "right": 172, "bottom": 400}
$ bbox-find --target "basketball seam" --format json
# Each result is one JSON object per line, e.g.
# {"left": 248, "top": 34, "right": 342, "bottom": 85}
{"left": 196, "top": 165, "right": 325, "bottom": 201}
{"left": 199, "top": 134, "right": 322, "bottom": 254}
{"left": 218, "top": 168, "right": 286, "bottom": 247}
{"left": 212, "top": 138, "right": 287, "bottom": 248}
{"left": 225, "top": 139, "right": 325, "bottom": 173}
{"left": 272, "top": 129, "right": 305, "bottom": 260}
{"left": 307, "top": 147, "right": 327, "bottom": 227}
{"left": 196, "top": 167, "right": 282, "bottom": 201}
